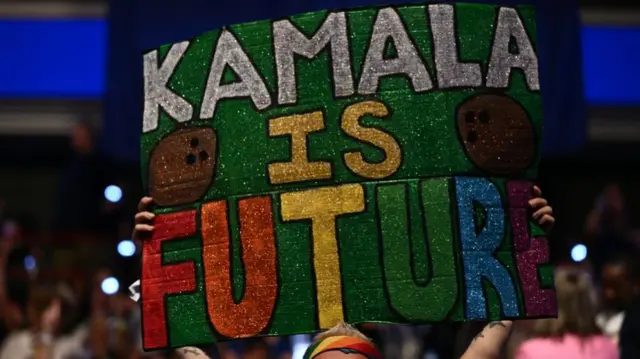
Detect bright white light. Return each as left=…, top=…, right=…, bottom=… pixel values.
left=101, top=277, right=120, bottom=295
left=118, top=239, right=136, bottom=257
left=571, top=244, right=588, bottom=263
left=104, top=185, right=123, bottom=203
left=291, top=334, right=311, bottom=359
left=24, top=255, right=36, bottom=271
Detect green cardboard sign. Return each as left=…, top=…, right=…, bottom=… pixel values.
left=140, top=2, right=556, bottom=350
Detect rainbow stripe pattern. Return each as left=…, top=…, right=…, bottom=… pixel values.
left=303, top=335, right=382, bottom=359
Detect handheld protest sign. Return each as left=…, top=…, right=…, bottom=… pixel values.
left=140, top=2, right=557, bottom=350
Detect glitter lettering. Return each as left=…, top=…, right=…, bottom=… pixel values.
left=507, top=181, right=557, bottom=317
left=268, top=111, right=332, bottom=184
left=341, top=101, right=402, bottom=179
left=279, top=184, right=365, bottom=329
left=358, top=7, right=433, bottom=95
left=141, top=210, right=197, bottom=349
left=143, top=41, right=193, bottom=133
left=486, top=7, right=540, bottom=90
left=273, top=12, right=354, bottom=104
left=455, top=177, right=520, bottom=320
left=200, top=30, right=272, bottom=120
left=377, top=179, right=458, bottom=320
left=201, top=197, right=278, bottom=337
left=428, top=4, right=482, bottom=88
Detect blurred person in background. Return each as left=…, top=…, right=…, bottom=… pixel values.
left=0, top=214, right=46, bottom=342
left=514, top=269, right=618, bottom=359
left=596, top=254, right=640, bottom=344
left=584, top=184, right=638, bottom=280
left=54, top=120, right=111, bottom=234
left=87, top=267, right=142, bottom=359
left=0, top=281, right=86, bottom=359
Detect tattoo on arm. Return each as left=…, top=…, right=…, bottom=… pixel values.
left=472, top=321, right=507, bottom=341
left=182, top=348, right=200, bottom=356
left=472, top=332, right=484, bottom=341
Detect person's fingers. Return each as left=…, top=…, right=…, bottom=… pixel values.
left=533, top=205, right=553, bottom=219
left=533, top=186, right=542, bottom=197
left=138, top=197, right=154, bottom=212
left=528, top=197, right=548, bottom=209
left=134, top=211, right=155, bottom=224
left=538, top=214, right=555, bottom=229
left=134, top=223, right=154, bottom=234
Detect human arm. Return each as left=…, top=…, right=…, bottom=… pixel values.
left=460, top=321, right=513, bottom=359
left=176, top=346, right=215, bottom=359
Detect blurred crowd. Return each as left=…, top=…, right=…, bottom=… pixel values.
left=0, top=122, right=638, bottom=359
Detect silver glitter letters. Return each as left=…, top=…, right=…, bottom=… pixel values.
left=428, top=4, right=482, bottom=88
left=143, top=41, right=193, bottom=133
left=358, top=8, right=433, bottom=95
left=273, top=12, right=354, bottom=104
left=486, top=7, right=539, bottom=90
left=200, top=30, right=272, bottom=119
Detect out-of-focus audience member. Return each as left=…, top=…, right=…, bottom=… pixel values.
left=596, top=254, right=639, bottom=344
left=584, top=184, right=637, bottom=280
left=514, top=269, right=618, bottom=359
left=87, top=267, right=141, bottom=359
left=616, top=252, right=640, bottom=359
left=54, top=121, right=110, bottom=234
left=0, top=282, right=87, bottom=359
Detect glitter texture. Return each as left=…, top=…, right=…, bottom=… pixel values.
left=143, top=41, right=193, bottom=133
left=273, top=12, right=354, bottom=104
left=486, top=7, right=540, bottom=90
left=377, top=179, right=457, bottom=320
left=201, top=197, right=278, bottom=338
left=280, top=184, right=365, bottom=328
left=200, top=30, right=271, bottom=119
left=456, top=94, right=536, bottom=176
left=428, top=4, right=483, bottom=88
left=357, top=7, right=433, bottom=94
left=268, top=111, right=332, bottom=184
left=341, top=101, right=401, bottom=179
left=507, top=181, right=557, bottom=317
left=456, top=177, right=519, bottom=319
left=139, top=2, right=551, bottom=349
left=141, top=210, right=197, bottom=349
left=148, top=127, right=216, bottom=206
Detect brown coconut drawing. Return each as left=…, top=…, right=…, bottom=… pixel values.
left=148, top=127, right=217, bottom=206
left=456, top=94, right=536, bottom=175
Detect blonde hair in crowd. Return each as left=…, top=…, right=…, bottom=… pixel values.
left=531, top=268, right=601, bottom=338
left=312, top=322, right=375, bottom=346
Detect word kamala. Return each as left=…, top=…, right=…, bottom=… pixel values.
left=141, top=178, right=556, bottom=349
left=142, top=4, right=539, bottom=133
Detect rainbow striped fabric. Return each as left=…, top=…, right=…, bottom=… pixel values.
left=303, top=335, right=382, bottom=359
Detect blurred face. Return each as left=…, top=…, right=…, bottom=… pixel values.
left=603, top=185, right=624, bottom=212
left=315, top=352, right=368, bottom=359
left=602, top=264, right=634, bottom=309
left=71, top=124, right=93, bottom=154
